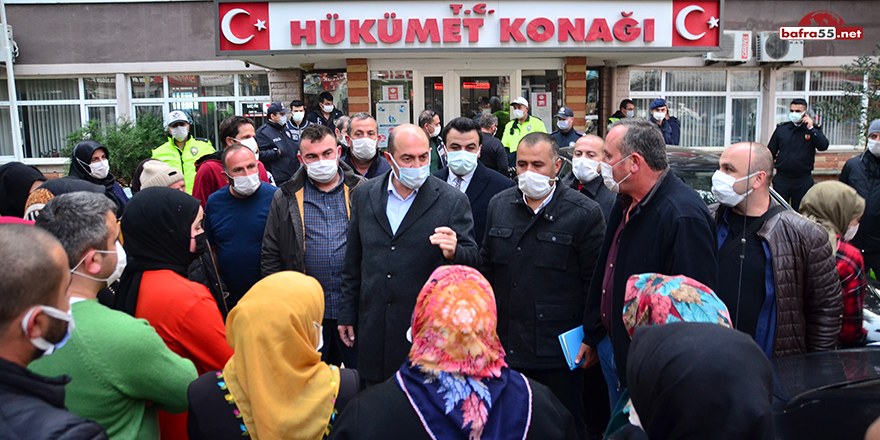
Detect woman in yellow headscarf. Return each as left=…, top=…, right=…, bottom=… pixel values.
left=187, top=271, right=362, bottom=440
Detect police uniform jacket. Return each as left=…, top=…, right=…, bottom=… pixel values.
left=767, top=121, right=829, bottom=176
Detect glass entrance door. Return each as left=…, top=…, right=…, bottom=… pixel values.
left=423, top=76, right=445, bottom=121
left=459, top=76, right=511, bottom=121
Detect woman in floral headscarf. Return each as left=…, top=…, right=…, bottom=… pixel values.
left=606, top=273, right=734, bottom=439
left=329, top=265, right=577, bottom=440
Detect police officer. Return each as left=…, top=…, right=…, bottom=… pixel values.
left=151, top=110, right=214, bottom=195
left=551, top=106, right=584, bottom=149
left=767, top=98, right=829, bottom=211
left=256, top=102, right=300, bottom=185
left=501, top=97, right=547, bottom=170
left=608, top=99, right=635, bottom=126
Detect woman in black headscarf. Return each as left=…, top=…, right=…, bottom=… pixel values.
left=0, top=161, right=46, bottom=218
left=114, top=186, right=231, bottom=439
left=68, top=139, right=129, bottom=216
left=626, top=322, right=775, bottom=440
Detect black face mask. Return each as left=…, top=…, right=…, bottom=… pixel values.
left=194, top=232, right=208, bottom=255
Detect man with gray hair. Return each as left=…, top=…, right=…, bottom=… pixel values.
left=576, top=118, right=718, bottom=410
left=342, top=112, right=391, bottom=179
left=0, top=223, right=108, bottom=439
left=477, top=113, right=509, bottom=175
left=30, top=192, right=196, bottom=439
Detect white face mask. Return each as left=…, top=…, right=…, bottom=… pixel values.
left=600, top=155, right=633, bottom=194
left=70, top=242, right=125, bottom=285
left=291, top=111, right=305, bottom=124
left=625, top=110, right=635, bottom=118
left=22, top=305, right=74, bottom=356
left=845, top=223, right=860, bottom=241
left=789, top=111, right=804, bottom=124
left=572, top=157, right=600, bottom=183
left=236, top=137, right=260, bottom=160
left=868, top=139, right=880, bottom=157
left=512, top=108, right=526, bottom=120
left=652, top=111, right=665, bottom=122
left=711, top=170, right=758, bottom=207
left=82, top=158, right=109, bottom=180
left=447, top=149, right=479, bottom=177
left=351, top=137, right=378, bottom=161
left=169, top=126, right=189, bottom=142
left=306, top=158, right=339, bottom=184
left=430, top=125, right=441, bottom=138
left=557, top=119, right=571, bottom=131
left=518, top=170, right=555, bottom=200
left=322, top=104, right=335, bottom=113
left=389, top=154, right=430, bottom=190
left=231, top=172, right=261, bottom=196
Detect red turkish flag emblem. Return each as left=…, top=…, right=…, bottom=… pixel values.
left=219, top=2, right=270, bottom=51
left=672, top=1, right=720, bottom=47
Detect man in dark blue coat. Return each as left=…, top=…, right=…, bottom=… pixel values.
left=338, top=124, right=481, bottom=385
left=434, top=117, right=514, bottom=246
left=255, top=102, right=300, bottom=185
left=575, top=118, right=717, bottom=410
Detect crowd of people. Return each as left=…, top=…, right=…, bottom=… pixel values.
left=0, top=96, right=878, bottom=440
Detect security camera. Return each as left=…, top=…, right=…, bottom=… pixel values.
left=244, top=61, right=250, bottom=68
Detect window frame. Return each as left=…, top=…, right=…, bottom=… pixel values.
left=629, top=68, right=763, bottom=149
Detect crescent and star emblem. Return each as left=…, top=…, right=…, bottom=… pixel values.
left=676, top=5, right=719, bottom=41
left=221, top=8, right=267, bottom=45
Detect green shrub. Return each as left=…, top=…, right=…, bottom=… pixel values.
left=63, top=114, right=166, bottom=185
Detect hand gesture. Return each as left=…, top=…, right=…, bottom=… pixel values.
left=429, top=226, right=457, bottom=261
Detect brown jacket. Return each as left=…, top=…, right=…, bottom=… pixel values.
left=711, top=201, right=842, bottom=358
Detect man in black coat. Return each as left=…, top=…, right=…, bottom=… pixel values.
left=561, top=134, right=616, bottom=224
left=478, top=113, right=511, bottom=175
left=0, top=224, right=107, bottom=440
left=841, top=118, right=880, bottom=274
left=575, top=118, right=717, bottom=409
left=767, top=98, right=829, bottom=211
left=255, top=101, right=300, bottom=185
left=338, top=124, right=481, bottom=385
left=434, top=117, right=514, bottom=247
left=481, top=132, right=606, bottom=439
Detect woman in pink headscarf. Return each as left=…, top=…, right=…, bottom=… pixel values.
left=329, top=265, right=577, bottom=440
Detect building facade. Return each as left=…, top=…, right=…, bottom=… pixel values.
left=2, top=0, right=876, bottom=177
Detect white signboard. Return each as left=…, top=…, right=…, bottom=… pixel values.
left=218, top=0, right=722, bottom=54
left=531, top=92, right=552, bottom=126
left=376, top=100, right=410, bottom=149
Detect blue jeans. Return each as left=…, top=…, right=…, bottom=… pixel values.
left=597, top=336, right=624, bottom=410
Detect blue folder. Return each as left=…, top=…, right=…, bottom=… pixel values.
left=559, top=325, right=585, bottom=370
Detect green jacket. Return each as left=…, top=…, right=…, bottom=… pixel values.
left=151, top=136, right=215, bottom=194
left=501, top=116, right=547, bottom=153
left=29, top=300, right=197, bottom=440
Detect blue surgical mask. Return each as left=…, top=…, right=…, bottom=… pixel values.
left=789, top=112, right=804, bottom=124
left=21, top=305, right=75, bottom=356
left=389, top=154, right=430, bottom=190
left=447, top=149, right=479, bottom=177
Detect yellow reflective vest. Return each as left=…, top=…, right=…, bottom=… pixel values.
left=151, top=136, right=214, bottom=194
left=501, top=116, right=547, bottom=153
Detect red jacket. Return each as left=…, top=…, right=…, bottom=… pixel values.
left=193, top=157, right=270, bottom=207
left=137, top=269, right=233, bottom=440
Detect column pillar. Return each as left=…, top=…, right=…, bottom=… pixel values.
left=564, top=57, right=587, bottom=132
left=347, top=58, right=370, bottom=114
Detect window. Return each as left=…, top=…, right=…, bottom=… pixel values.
left=0, top=77, right=118, bottom=159
left=303, top=71, right=348, bottom=118
left=130, top=73, right=271, bottom=147
left=629, top=69, right=761, bottom=148
left=775, top=70, right=861, bottom=146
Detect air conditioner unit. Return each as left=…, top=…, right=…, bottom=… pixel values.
left=756, top=31, right=804, bottom=62
left=704, top=30, right=752, bottom=62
